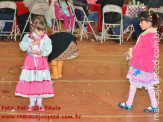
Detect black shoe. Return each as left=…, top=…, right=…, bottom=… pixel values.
left=113, top=39, right=120, bottom=43
left=144, top=106, right=159, bottom=113
left=72, top=31, right=77, bottom=34
left=2, top=36, right=8, bottom=40
left=132, top=32, right=137, bottom=40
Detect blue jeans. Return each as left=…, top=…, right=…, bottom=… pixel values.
left=112, top=15, right=133, bottom=35
left=0, top=13, right=14, bottom=32
left=84, top=11, right=98, bottom=27
left=133, top=17, right=141, bottom=38
left=87, top=11, right=98, bottom=22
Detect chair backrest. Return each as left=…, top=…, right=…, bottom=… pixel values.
left=103, top=4, right=122, bottom=14
left=0, top=1, right=16, bottom=10
left=31, top=2, right=49, bottom=15
left=102, top=4, right=122, bottom=24
left=0, top=1, right=16, bottom=15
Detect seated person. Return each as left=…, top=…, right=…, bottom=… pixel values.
left=17, top=0, right=48, bottom=36
left=133, top=0, right=163, bottom=38
left=54, top=0, right=76, bottom=33
left=73, top=0, right=99, bottom=35
left=0, top=0, right=15, bottom=33
left=97, top=0, right=133, bottom=43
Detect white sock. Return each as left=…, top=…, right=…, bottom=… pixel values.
left=29, top=97, right=35, bottom=107
left=37, top=97, right=43, bottom=107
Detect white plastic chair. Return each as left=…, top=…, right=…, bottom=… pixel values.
left=101, top=4, right=123, bottom=44
left=20, top=2, right=49, bottom=39
left=73, top=6, right=98, bottom=41
left=0, top=1, right=17, bottom=41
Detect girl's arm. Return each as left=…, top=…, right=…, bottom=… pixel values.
left=132, top=35, right=155, bottom=57
left=41, top=36, right=52, bottom=56
left=19, top=34, right=31, bottom=51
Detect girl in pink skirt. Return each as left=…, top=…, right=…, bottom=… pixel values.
left=15, top=16, right=54, bottom=111
left=118, top=10, right=160, bottom=112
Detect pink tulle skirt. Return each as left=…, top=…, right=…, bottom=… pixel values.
left=127, top=66, right=159, bottom=90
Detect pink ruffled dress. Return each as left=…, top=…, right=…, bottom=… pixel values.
left=15, top=33, right=54, bottom=98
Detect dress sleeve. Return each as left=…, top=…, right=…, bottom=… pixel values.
left=132, top=34, right=154, bottom=57
left=42, top=36, right=52, bottom=56
left=19, top=34, right=31, bottom=52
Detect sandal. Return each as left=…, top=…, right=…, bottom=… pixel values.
left=118, top=102, right=133, bottom=110
left=26, top=106, right=35, bottom=111
left=144, top=106, right=159, bottom=112
left=38, top=106, right=45, bottom=112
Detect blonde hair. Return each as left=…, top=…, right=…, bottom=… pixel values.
left=30, top=16, right=47, bottom=33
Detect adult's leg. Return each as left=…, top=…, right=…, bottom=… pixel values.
left=87, top=12, right=98, bottom=23
left=87, top=12, right=99, bottom=35
left=1, top=14, right=14, bottom=32
left=0, top=13, right=14, bottom=32
left=51, top=60, right=59, bottom=80
left=133, top=17, right=141, bottom=38
left=17, top=12, right=30, bottom=33
left=112, top=15, right=133, bottom=35
left=58, top=61, right=63, bottom=79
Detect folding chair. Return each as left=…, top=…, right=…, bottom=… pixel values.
left=73, top=6, right=98, bottom=41
left=68, top=2, right=84, bottom=35
left=20, top=2, right=49, bottom=39
left=101, top=4, right=123, bottom=44
left=0, top=1, right=17, bottom=41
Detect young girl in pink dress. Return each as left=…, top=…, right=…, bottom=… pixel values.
left=118, top=10, right=160, bottom=112
left=15, top=16, right=54, bottom=111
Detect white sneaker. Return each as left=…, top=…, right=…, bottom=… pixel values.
left=96, top=35, right=101, bottom=40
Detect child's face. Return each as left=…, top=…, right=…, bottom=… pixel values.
left=34, top=29, right=45, bottom=37
left=139, top=21, right=152, bottom=30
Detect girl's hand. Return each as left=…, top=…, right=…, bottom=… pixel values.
left=128, top=49, right=133, bottom=57
left=124, top=48, right=133, bottom=57
left=31, top=50, right=42, bottom=56
left=31, top=39, right=40, bottom=45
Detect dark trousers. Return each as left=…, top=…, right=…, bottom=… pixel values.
left=17, top=12, right=38, bottom=33
left=0, top=13, right=14, bottom=31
